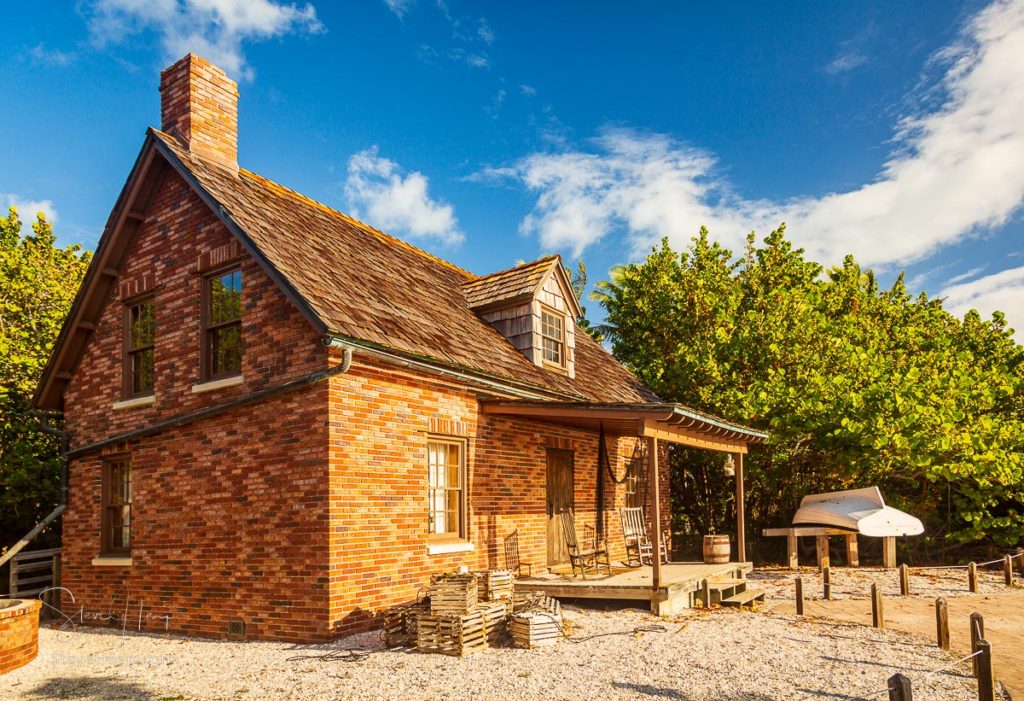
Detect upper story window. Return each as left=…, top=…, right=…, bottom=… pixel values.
left=203, top=268, right=242, bottom=380
left=102, top=458, right=132, bottom=555
left=427, top=438, right=466, bottom=540
left=124, top=297, right=155, bottom=397
left=541, top=308, right=565, bottom=367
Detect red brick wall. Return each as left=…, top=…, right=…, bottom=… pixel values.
left=60, top=168, right=332, bottom=641
left=324, top=349, right=647, bottom=637
left=0, top=600, right=41, bottom=674
left=58, top=166, right=670, bottom=643
left=64, top=168, right=325, bottom=449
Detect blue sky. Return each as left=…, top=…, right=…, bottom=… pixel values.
left=2, top=0, right=1022, bottom=333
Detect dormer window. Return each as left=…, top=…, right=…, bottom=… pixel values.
left=463, top=256, right=580, bottom=379
left=541, top=307, right=565, bottom=367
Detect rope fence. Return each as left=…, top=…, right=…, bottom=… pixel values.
left=907, top=550, right=1022, bottom=571
left=792, top=569, right=1007, bottom=701
left=794, top=648, right=986, bottom=701
left=790, top=589, right=999, bottom=701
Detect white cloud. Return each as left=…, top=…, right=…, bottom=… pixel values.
left=519, top=84, right=537, bottom=97
left=344, top=147, right=463, bottom=245
left=86, top=0, right=324, bottom=80
left=3, top=195, right=58, bottom=226
left=491, top=0, right=1024, bottom=267
left=941, top=266, right=1024, bottom=337
left=484, top=89, right=507, bottom=119
left=944, top=265, right=987, bottom=286
left=382, top=0, right=413, bottom=20
left=825, top=51, right=868, bottom=75
left=446, top=47, right=488, bottom=69
left=477, top=19, right=494, bottom=45
left=29, top=43, right=77, bottom=67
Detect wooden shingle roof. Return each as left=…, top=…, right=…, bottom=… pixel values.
left=462, top=256, right=558, bottom=309
left=150, top=130, right=656, bottom=403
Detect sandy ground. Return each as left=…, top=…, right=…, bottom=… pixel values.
left=768, top=592, right=1024, bottom=699
left=750, top=566, right=1024, bottom=698
left=0, top=604, right=1004, bottom=700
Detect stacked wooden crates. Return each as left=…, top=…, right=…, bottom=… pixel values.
left=390, top=570, right=564, bottom=655
left=473, top=570, right=514, bottom=604
left=509, top=594, right=563, bottom=649
left=414, top=572, right=509, bottom=656
left=383, top=600, right=429, bottom=648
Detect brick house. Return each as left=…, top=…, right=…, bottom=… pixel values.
left=33, top=54, right=766, bottom=642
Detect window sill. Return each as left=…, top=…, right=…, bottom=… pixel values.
left=112, top=395, right=155, bottom=411
left=427, top=539, right=475, bottom=555
left=191, top=375, right=243, bottom=394
left=92, top=556, right=132, bottom=567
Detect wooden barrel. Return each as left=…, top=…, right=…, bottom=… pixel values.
left=702, top=535, right=731, bottom=564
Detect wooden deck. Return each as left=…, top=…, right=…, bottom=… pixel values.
left=515, top=561, right=754, bottom=615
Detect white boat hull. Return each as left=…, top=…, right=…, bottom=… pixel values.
left=792, top=486, right=924, bottom=537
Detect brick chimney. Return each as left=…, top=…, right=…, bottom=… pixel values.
left=159, top=54, right=238, bottom=171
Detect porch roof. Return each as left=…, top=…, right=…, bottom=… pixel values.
left=479, top=400, right=768, bottom=453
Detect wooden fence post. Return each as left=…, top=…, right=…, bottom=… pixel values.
left=976, top=639, right=995, bottom=701
left=795, top=577, right=804, bottom=616
left=845, top=533, right=859, bottom=567
left=899, top=563, right=910, bottom=597
left=823, top=566, right=831, bottom=601
left=888, top=673, right=913, bottom=701
left=816, top=535, right=830, bottom=570
left=871, top=583, right=884, bottom=629
left=882, top=537, right=897, bottom=569
left=968, top=562, right=978, bottom=593
left=935, top=598, right=949, bottom=650
left=970, top=612, right=985, bottom=678
left=702, top=578, right=711, bottom=609
left=1017, top=549, right=1024, bottom=579
left=1003, top=555, right=1013, bottom=587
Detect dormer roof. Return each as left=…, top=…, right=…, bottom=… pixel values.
left=462, top=256, right=582, bottom=319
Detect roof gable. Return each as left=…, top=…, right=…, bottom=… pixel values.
left=35, top=129, right=658, bottom=408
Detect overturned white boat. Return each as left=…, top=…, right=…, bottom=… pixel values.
left=792, top=487, right=924, bottom=537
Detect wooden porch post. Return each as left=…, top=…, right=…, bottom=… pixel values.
left=735, top=451, right=746, bottom=563
left=649, top=435, right=662, bottom=592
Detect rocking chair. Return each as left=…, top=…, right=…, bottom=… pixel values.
left=503, top=528, right=533, bottom=577
left=559, top=510, right=612, bottom=578
left=620, top=507, right=671, bottom=567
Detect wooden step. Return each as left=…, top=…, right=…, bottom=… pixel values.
left=706, top=578, right=745, bottom=590
left=720, top=588, right=765, bottom=608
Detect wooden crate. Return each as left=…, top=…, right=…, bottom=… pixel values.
left=383, top=601, right=428, bottom=648
left=511, top=593, right=561, bottom=617
left=473, top=570, right=514, bottom=601
left=510, top=611, right=563, bottom=649
left=428, top=573, right=478, bottom=615
left=415, top=601, right=507, bottom=656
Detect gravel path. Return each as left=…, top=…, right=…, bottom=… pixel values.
left=1, top=605, right=1002, bottom=700
left=750, top=565, right=1013, bottom=602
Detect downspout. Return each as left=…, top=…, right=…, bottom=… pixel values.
left=3, top=345, right=356, bottom=570
left=68, top=344, right=353, bottom=460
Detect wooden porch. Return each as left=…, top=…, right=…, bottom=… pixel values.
left=514, top=561, right=756, bottom=616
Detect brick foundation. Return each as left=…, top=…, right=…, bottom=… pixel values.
left=0, top=600, right=42, bottom=675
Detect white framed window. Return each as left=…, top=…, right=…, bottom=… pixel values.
left=427, top=438, right=466, bottom=539
left=541, top=307, right=565, bottom=367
